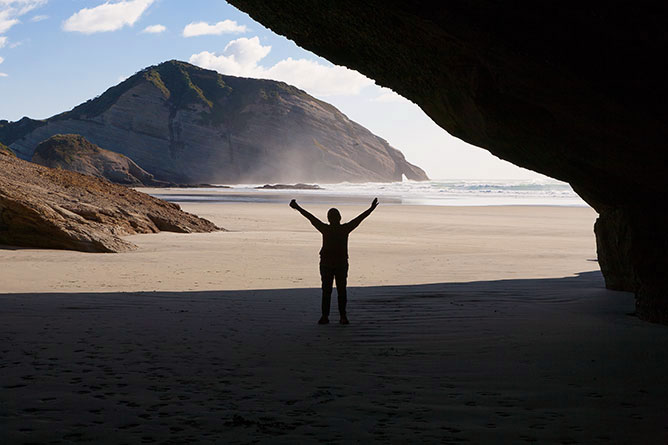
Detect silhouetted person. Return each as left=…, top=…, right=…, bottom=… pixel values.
left=290, top=198, right=379, bottom=325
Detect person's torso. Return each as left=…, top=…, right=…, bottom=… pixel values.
left=319, top=224, right=350, bottom=263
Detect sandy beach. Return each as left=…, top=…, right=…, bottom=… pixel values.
left=0, top=201, right=597, bottom=293
left=3, top=201, right=668, bottom=443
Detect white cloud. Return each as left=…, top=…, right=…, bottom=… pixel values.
left=0, top=18, right=18, bottom=33
left=189, top=36, right=373, bottom=96
left=63, top=0, right=155, bottom=34
left=372, top=88, right=410, bottom=104
left=30, top=13, right=46, bottom=22
left=0, top=55, right=4, bottom=63
left=188, top=37, right=270, bottom=77
left=141, top=24, right=164, bottom=34
left=0, top=35, right=6, bottom=47
left=182, top=19, right=246, bottom=37
left=266, top=58, right=373, bottom=96
left=0, top=0, right=45, bottom=13
left=0, top=0, right=46, bottom=33
left=0, top=72, right=7, bottom=77
left=223, top=36, right=270, bottom=68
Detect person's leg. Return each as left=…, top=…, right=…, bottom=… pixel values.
left=335, top=263, right=349, bottom=323
left=319, top=263, right=334, bottom=323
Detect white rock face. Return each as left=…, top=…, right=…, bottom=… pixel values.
left=5, top=61, right=428, bottom=184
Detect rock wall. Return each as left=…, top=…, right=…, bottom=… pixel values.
left=595, top=207, right=668, bottom=322
left=227, top=1, right=668, bottom=321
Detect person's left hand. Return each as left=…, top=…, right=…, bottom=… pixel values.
left=289, top=199, right=299, bottom=209
left=371, top=197, right=379, bottom=209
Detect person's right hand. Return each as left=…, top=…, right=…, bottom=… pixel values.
left=289, top=199, right=298, bottom=209
left=371, top=197, right=379, bottom=209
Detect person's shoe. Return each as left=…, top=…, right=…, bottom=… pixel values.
left=318, top=316, right=329, bottom=325
left=339, top=316, right=349, bottom=325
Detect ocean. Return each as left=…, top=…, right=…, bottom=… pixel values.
left=150, top=179, right=588, bottom=207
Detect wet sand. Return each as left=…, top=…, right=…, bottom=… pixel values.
left=2, top=203, right=667, bottom=443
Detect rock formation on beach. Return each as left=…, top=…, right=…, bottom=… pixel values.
left=31, top=134, right=159, bottom=186
left=255, top=183, right=322, bottom=190
left=0, top=61, right=427, bottom=185
left=227, top=1, right=668, bottom=322
left=0, top=150, right=219, bottom=253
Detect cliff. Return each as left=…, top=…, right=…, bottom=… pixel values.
left=0, top=61, right=427, bottom=184
left=227, top=1, right=668, bottom=322
left=0, top=151, right=219, bottom=253
left=32, top=134, right=158, bottom=186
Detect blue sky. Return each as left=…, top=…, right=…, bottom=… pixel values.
left=0, top=0, right=546, bottom=180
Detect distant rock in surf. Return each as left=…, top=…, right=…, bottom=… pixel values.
left=150, top=183, right=232, bottom=189
left=255, top=183, right=323, bottom=190
left=1, top=60, right=428, bottom=184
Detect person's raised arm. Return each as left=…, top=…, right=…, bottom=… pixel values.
left=290, top=199, right=326, bottom=232
left=346, top=198, right=379, bottom=232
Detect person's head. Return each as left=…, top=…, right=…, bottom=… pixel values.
left=327, top=208, right=341, bottom=225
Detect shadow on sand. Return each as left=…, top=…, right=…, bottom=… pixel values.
left=2, top=271, right=668, bottom=443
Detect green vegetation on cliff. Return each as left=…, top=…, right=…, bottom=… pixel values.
left=45, top=60, right=337, bottom=126
left=0, top=60, right=342, bottom=144
left=0, top=141, right=16, bottom=156
left=51, top=61, right=230, bottom=121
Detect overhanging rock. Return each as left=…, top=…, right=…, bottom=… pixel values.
left=228, top=1, right=668, bottom=322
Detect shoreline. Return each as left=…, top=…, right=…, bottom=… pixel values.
left=135, top=179, right=588, bottom=208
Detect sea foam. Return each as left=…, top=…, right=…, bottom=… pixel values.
left=153, top=179, right=588, bottom=207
